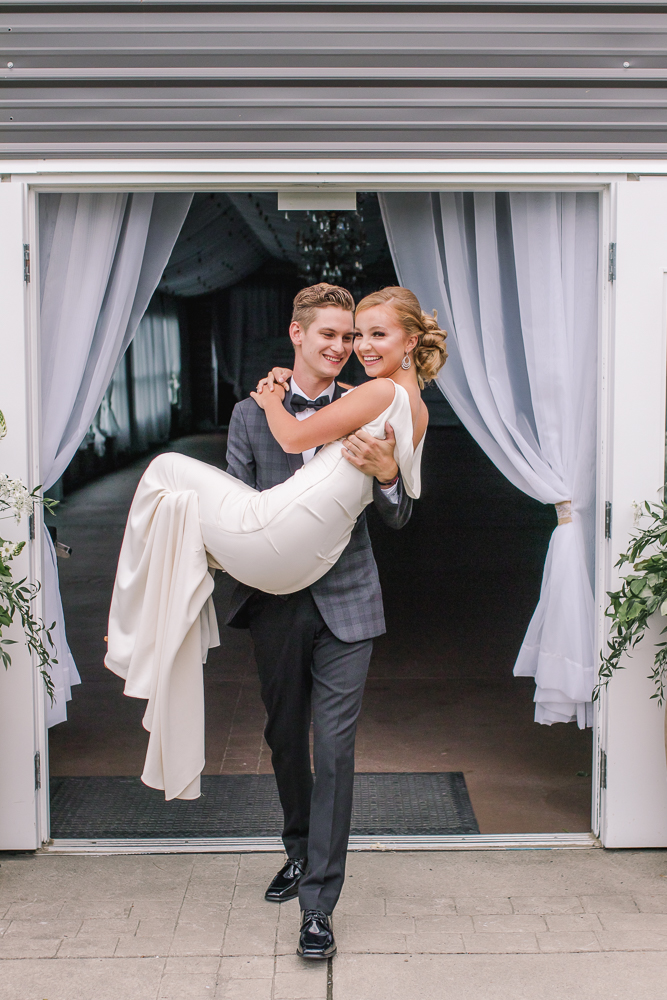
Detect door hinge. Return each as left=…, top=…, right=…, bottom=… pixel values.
left=599, top=750, right=607, bottom=790
left=604, top=501, right=612, bottom=540
left=23, top=243, right=30, bottom=283
left=608, top=242, right=616, bottom=283
left=28, top=512, right=35, bottom=541
left=34, top=750, right=41, bottom=790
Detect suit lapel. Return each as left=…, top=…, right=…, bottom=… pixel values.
left=284, top=388, right=304, bottom=474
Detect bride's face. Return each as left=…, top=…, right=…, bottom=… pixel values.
left=354, top=304, right=416, bottom=378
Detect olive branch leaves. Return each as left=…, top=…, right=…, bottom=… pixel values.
left=0, top=409, right=58, bottom=702
left=596, top=500, right=667, bottom=706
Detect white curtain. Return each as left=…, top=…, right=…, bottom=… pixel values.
left=212, top=284, right=298, bottom=401
left=379, top=192, right=598, bottom=727
left=101, top=357, right=131, bottom=453
left=131, top=304, right=181, bottom=452
left=98, top=300, right=181, bottom=456
left=39, top=192, right=192, bottom=724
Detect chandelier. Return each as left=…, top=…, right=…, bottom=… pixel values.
left=295, top=207, right=367, bottom=290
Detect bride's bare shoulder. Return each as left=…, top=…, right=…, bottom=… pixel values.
left=346, top=378, right=395, bottom=403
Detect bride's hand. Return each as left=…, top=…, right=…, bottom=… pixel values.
left=255, top=367, right=293, bottom=395
left=251, top=381, right=285, bottom=409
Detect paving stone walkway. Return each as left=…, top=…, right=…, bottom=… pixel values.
left=1, top=848, right=667, bottom=999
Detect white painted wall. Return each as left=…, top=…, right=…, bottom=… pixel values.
left=601, top=179, right=667, bottom=847
left=0, top=182, right=42, bottom=849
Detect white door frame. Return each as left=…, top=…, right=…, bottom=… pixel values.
left=1, top=157, right=665, bottom=850
left=0, top=180, right=48, bottom=850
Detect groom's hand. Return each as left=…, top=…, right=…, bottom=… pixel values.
left=342, top=423, right=399, bottom=484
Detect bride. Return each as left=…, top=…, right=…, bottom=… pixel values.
left=105, top=287, right=448, bottom=800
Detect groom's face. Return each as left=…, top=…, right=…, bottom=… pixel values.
left=289, top=306, right=356, bottom=381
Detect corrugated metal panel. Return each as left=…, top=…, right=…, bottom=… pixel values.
left=3, top=3, right=667, bottom=157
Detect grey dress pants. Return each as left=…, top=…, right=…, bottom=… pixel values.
left=246, top=589, right=372, bottom=915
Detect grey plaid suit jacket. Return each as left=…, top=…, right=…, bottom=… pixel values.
left=224, top=382, right=413, bottom=643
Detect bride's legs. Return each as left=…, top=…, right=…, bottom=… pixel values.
left=144, top=452, right=253, bottom=521
left=142, top=452, right=352, bottom=595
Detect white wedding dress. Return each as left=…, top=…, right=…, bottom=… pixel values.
left=105, top=381, right=423, bottom=800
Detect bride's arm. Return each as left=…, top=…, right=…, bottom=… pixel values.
left=255, top=367, right=292, bottom=393
left=250, top=379, right=396, bottom=454
left=255, top=367, right=354, bottom=393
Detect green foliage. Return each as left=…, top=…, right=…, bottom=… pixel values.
left=1, top=406, right=59, bottom=699
left=0, top=472, right=59, bottom=701
left=596, top=501, right=667, bottom=705
left=0, top=544, right=56, bottom=703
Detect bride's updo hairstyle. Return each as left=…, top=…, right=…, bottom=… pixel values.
left=355, top=286, right=448, bottom=388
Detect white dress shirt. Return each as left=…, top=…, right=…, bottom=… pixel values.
left=290, top=376, right=335, bottom=465
left=289, top=377, right=399, bottom=503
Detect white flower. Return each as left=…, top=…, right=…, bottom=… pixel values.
left=0, top=474, right=35, bottom=523
left=0, top=538, right=23, bottom=562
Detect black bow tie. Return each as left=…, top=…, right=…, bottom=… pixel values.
left=290, top=393, right=332, bottom=414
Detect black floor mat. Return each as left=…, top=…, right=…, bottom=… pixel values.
left=50, top=773, right=479, bottom=838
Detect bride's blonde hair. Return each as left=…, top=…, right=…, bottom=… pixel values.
left=355, top=287, right=448, bottom=388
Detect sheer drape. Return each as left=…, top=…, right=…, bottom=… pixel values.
left=94, top=299, right=181, bottom=458
left=39, top=192, right=192, bottom=724
left=131, top=303, right=181, bottom=452
left=212, top=284, right=297, bottom=401
left=379, top=192, right=598, bottom=727
left=101, top=357, right=131, bottom=453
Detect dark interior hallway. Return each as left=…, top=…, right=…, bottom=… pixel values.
left=47, top=428, right=593, bottom=835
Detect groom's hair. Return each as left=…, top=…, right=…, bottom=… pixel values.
left=292, top=283, right=355, bottom=332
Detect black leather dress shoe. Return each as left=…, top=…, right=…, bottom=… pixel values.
left=265, top=857, right=307, bottom=902
left=297, top=909, right=337, bottom=959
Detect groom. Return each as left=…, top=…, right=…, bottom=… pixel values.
left=224, top=283, right=412, bottom=958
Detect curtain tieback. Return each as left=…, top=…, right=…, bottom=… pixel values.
left=555, top=500, right=572, bottom=525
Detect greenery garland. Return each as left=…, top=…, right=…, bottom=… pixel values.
left=0, top=409, right=58, bottom=702
left=596, top=500, right=667, bottom=706
left=0, top=543, right=57, bottom=703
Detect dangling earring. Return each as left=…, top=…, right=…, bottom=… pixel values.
left=401, top=354, right=411, bottom=370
